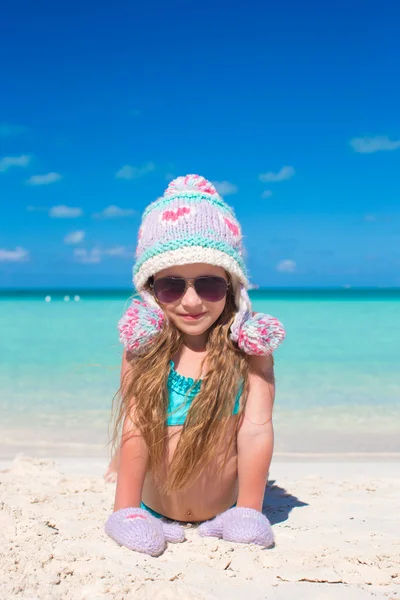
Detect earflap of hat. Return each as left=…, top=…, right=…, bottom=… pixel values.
left=139, top=287, right=160, bottom=310
left=230, top=283, right=252, bottom=342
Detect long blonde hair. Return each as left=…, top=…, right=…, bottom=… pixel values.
left=108, top=280, right=250, bottom=493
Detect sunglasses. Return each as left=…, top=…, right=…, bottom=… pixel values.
left=150, top=276, right=229, bottom=304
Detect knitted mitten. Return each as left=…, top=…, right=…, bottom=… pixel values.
left=105, top=507, right=185, bottom=556
left=198, top=507, right=274, bottom=548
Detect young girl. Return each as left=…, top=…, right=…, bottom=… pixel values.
left=105, top=175, right=285, bottom=557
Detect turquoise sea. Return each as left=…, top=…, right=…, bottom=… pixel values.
left=1, top=289, right=399, bottom=457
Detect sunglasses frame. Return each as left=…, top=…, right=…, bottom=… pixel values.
left=149, top=275, right=230, bottom=303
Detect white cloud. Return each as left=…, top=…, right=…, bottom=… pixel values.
left=261, top=190, right=273, bottom=199
left=64, top=230, right=85, bottom=244
left=74, top=248, right=102, bottom=264
left=212, top=180, right=238, bottom=196
left=103, top=246, right=132, bottom=258
left=259, top=166, right=295, bottom=183
left=116, top=162, right=155, bottom=180
left=49, top=205, right=83, bottom=218
left=26, top=172, right=62, bottom=185
left=26, top=205, right=48, bottom=212
left=0, top=154, right=31, bottom=172
left=0, top=246, right=29, bottom=262
left=277, top=259, right=296, bottom=273
left=350, top=135, right=400, bottom=153
left=74, top=245, right=131, bottom=263
left=93, top=205, right=136, bottom=219
left=0, top=123, right=27, bottom=136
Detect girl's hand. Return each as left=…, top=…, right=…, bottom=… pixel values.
left=105, top=507, right=185, bottom=556
left=198, top=507, right=274, bottom=548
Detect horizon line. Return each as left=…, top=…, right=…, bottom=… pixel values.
left=1, top=286, right=399, bottom=294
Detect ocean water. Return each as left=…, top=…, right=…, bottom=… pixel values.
left=1, top=289, right=399, bottom=455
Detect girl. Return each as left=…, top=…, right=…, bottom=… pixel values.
left=105, top=175, right=285, bottom=557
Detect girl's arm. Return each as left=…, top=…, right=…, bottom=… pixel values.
left=236, top=354, right=275, bottom=511
left=113, top=350, right=149, bottom=512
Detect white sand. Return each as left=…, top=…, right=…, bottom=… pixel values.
left=0, top=454, right=398, bottom=600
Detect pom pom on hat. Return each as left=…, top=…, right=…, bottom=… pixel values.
left=234, top=313, right=286, bottom=356
left=229, top=284, right=285, bottom=355
left=118, top=299, right=165, bottom=356
left=164, top=174, right=219, bottom=197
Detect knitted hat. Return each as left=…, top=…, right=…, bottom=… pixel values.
left=133, top=174, right=251, bottom=327
left=119, top=174, right=285, bottom=356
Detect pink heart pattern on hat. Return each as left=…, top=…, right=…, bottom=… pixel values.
left=224, top=217, right=240, bottom=237
left=161, top=205, right=192, bottom=224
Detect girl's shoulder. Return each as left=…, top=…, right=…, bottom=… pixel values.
left=247, top=353, right=274, bottom=376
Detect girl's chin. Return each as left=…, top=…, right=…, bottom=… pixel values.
left=179, top=322, right=209, bottom=334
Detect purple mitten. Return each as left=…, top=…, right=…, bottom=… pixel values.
left=222, top=507, right=274, bottom=547
left=198, top=507, right=274, bottom=548
left=161, top=519, right=186, bottom=543
left=105, top=507, right=185, bottom=556
left=197, top=513, right=224, bottom=538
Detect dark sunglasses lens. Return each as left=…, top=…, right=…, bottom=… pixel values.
left=195, top=277, right=228, bottom=302
left=153, top=278, right=185, bottom=303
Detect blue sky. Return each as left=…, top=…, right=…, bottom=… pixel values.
left=1, top=0, right=399, bottom=289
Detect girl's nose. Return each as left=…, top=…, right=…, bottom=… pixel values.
left=180, top=284, right=202, bottom=308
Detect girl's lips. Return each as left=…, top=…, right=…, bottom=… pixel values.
left=178, top=313, right=205, bottom=321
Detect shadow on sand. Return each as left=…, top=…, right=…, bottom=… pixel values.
left=262, top=479, right=308, bottom=525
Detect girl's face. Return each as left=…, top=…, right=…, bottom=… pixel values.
left=152, top=263, right=229, bottom=338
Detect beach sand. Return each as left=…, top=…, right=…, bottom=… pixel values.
left=0, top=454, right=398, bottom=600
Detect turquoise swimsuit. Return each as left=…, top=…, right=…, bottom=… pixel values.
left=141, top=360, right=242, bottom=519
left=166, top=360, right=241, bottom=425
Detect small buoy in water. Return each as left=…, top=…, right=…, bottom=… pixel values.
left=74, top=295, right=80, bottom=301
left=45, top=295, right=51, bottom=302
left=64, top=295, right=70, bottom=302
